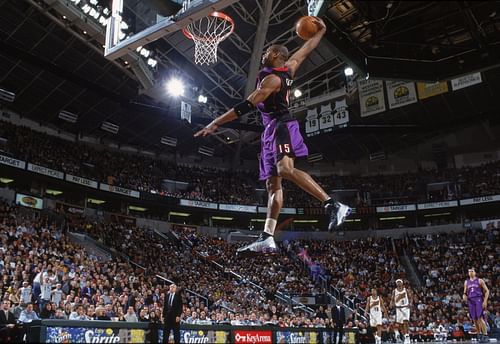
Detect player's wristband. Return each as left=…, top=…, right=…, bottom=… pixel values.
left=234, top=100, right=254, bottom=117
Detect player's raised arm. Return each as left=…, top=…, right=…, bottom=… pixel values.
left=194, top=74, right=281, bottom=137
left=286, top=17, right=326, bottom=77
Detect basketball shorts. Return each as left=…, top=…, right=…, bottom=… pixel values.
left=396, top=306, right=410, bottom=323
left=468, top=298, right=483, bottom=320
left=259, top=119, right=308, bottom=181
left=370, top=312, right=383, bottom=327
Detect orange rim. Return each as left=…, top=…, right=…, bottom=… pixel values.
left=182, top=11, right=235, bottom=42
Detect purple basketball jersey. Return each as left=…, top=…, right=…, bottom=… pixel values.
left=466, top=278, right=483, bottom=299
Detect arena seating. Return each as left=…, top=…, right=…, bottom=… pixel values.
left=1, top=120, right=500, bottom=207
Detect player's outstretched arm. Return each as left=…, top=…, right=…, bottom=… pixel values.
left=286, top=17, right=326, bottom=77
left=194, top=74, right=281, bottom=137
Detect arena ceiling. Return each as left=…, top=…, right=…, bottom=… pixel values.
left=0, top=0, right=499, bottom=164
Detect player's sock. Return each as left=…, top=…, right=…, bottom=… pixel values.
left=322, top=197, right=337, bottom=207
left=263, top=218, right=277, bottom=236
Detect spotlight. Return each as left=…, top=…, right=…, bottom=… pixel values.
left=89, top=8, right=97, bottom=18
left=118, top=31, right=126, bottom=40
left=120, top=21, right=129, bottom=30
left=147, top=58, right=158, bottom=68
left=103, top=7, right=110, bottom=16
left=344, top=67, right=353, bottom=76
left=89, top=0, right=98, bottom=5
left=140, top=48, right=150, bottom=58
left=293, top=89, right=302, bottom=98
left=197, top=95, right=208, bottom=103
left=166, top=78, right=184, bottom=97
left=82, top=4, right=91, bottom=13
left=83, top=30, right=88, bottom=35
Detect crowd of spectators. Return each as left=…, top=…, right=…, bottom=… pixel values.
left=0, top=196, right=499, bottom=342
left=2, top=120, right=500, bottom=207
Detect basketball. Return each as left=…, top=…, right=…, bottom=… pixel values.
left=295, top=16, right=319, bottom=40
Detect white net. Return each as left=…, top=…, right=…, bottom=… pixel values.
left=183, top=12, right=234, bottom=66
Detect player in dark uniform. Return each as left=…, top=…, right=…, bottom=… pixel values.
left=195, top=17, right=351, bottom=254
left=463, top=268, right=490, bottom=343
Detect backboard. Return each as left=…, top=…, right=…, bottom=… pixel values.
left=104, top=0, right=239, bottom=60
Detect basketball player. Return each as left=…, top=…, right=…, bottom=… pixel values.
left=463, top=268, right=490, bottom=343
left=365, top=288, right=388, bottom=344
left=194, top=17, right=351, bottom=254
left=390, top=279, right=412, bottom=344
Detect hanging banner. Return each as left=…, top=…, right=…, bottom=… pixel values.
left=219, top=204, right=256, bottom=213
left=0, top=154, right=26, bottom=169
left=451, top=72, right=482, bottom=91
left=376, top=204, right=416, bottom=213
left=358, top=79, right=386, bottom=117
left=318, top=103, right=334, bottom=133
left=460, top=194, right=500, bottom=206
left=99, top=183, right=140, bottom=198
left=65, top=174, right=98, bottom=189
left=386, top=81, right=418, bottom=109
left=416, top=81, right=448, bottom=100
left=27, top=163, right=64, bottom=180
left=417, top=201, right=458, bottom=210
left=16, top=193, right=43, bottom=210
left=179, top=199, right=218, bottom=209
left=333, top=99, right=349, bottom=126
left=305, top=108, right=320, bottom=137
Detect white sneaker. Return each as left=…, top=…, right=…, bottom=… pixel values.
left=326, top=201, right=352, bottom=231
left=236, top=233, right=277, bottom=255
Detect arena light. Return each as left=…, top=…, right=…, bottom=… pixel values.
left=344, top=67, right=354, bottom=76
left=139, top=48, right=150, bottom=58
left=87, top=198, right=105, bottom=205
left=46, top=189, right=63, bottom=196
left=293, top=220, right=319, bottom=223
left=250, top=219, right=266, bottom=222
left=212, top=216, right=233, bottom=221
left=424, top=212, right=451, bottom=217
left=147, top=58, right=158, bottom=68
left=0, top=178, right=14, bottom=184
left=169, top=211, right=190, bottom=217
left=293, top=89, right=302, bottom=98
left=344, top=219, right=361, bottom=222
left=197, top=95, right=208, bottom=103
left=129, top=206, right=147, bottom=212
left=166, top=78, right=184, bottom=96
left=89, top=0, right=98, bottom=5
left=120, top=21, right=129, bottom=30
left=379, top=216, right=406, bottom=221
left=82, top=4, right=91, bottom=13
left=0, top=88, right=15, bottom=103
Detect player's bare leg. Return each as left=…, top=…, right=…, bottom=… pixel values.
left=236, top=177, right=282, bottom=254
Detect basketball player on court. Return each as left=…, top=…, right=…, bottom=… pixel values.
left=365, top=288, right=388, bottom=344
left=390, top=279, right=412, bottom=344
left=194, top=17, right=351, bottom=253
left=463, top=268, right=490, bottom=343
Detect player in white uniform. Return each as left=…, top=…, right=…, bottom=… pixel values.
left=390, top=279, right=413, bottom=344
left=365, top=288, right=388, bottom=344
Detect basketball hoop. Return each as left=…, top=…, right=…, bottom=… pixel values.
left=182, top=12, right=234, bottom=66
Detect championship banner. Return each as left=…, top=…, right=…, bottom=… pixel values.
left=333, top=99, right=349, bottom=126
left=257, top=207, right=296, bottom=214
left=276, top=331, right=319, bottom=344
left=45, top=327, right=145, bottom=343
left=27, top=163, right=64, bottom=180
left=358, top=79, right=386, bottom=117
left=234, top=330, right=272, bottom=344
left=318, top=103, right=334, bottom=133
left=451, top=72, right=482, bottom=91
left=305, top=108, right=320, bottom=137
left=292, top=296, right=316, bottom=305
left=158, top=329, right=229, bottom=343
left=417, top=200, right=458, bottom=210
left=100, top=183, right=140, bottom=198
left=0, top=154, right=26, bottom=169
left=460, top=194, right=500, bottom=206
left=376, top=204, right=416, bottom=213
left=219, top=204, right=257, bottom=213
left=16, top=193, right=43, bottom=210
left=65, top=174, right=98, bottom=189
left=386, top=81, right=417, bottom=109
left=179, top=199, right=218, bottom=209
left=416, top=81, right=448, bottom=100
